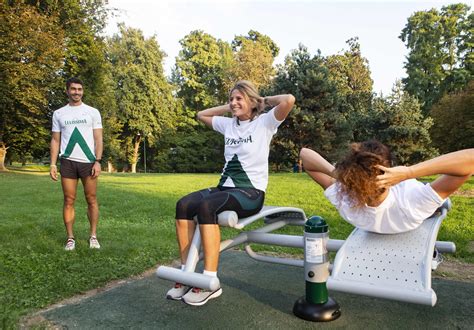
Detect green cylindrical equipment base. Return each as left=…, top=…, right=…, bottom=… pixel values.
left=306, top=281, right=328, bottom=304
left=293, top=296, right=341, bottom=322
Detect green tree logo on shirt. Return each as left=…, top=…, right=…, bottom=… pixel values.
left=62, top=127, right=95, bottom=162
left=218, top=154, right=254, bottom=188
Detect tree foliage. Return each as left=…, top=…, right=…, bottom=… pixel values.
left=270, top=44, right=350, bottom=166
left=400, top=3, right=473, bottom=112
left=168, top=30, right=232, bottom=172
left=3, top=3, right=469, bottom=172
left=326, top=37, right=373, bottom=96
left=24, top=0, right=112, bottom=108
left=325, top=37, right=374, bottom=143
left=108, top=24, right=176, bottom=172
left=173, top=30, right=233, bottom=111
left=0, top=2, right=64, bottom=168
left=430, top=81, right=474, bottom=153
left=365, top=82, right=437, bottom=164
left=270, top=40, right=375, bottom=168
left=231, top=30, right=279, bottom=90
left=153, top=130, right=223, bottom=173
left=0, top=0, right=114, bottom=169
left=41, top=0, right=118, bottom=168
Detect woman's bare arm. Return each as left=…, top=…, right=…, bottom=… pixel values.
left=264, top=94, right=295, bottom=121
left=300, top=148, right=336, bottom=190
left=196, top=104, right=231, bottom=128
left=376, top=149, right=474, bottom=189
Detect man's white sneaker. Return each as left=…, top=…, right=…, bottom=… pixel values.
left=166, top=283, right=191, bottom=300
left=89, top=236, right=101, bottom=249
left=182, top=287, right=222, bottom=306
left=64, top=238, right=75, bottom=251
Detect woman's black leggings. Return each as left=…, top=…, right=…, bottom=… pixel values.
left=175, top=186, right=265, bottom=225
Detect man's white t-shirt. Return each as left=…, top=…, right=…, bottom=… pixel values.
left=212, top=108, right=283, bottom=192
left=324, top=179, right=446, bottom=234
left=52, top=103, right=102, bottom=163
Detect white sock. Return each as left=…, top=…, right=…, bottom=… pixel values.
left=181, top=264, right=185, bottom=270
left=203, top=270, right=217, bottom=277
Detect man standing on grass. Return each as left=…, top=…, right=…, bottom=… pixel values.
left=50, top=77, right=103, bottom=251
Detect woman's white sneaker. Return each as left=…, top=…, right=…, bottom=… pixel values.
left=166, top=283, right=191, bottom=300
left=182, top=287, right=222, bottom=306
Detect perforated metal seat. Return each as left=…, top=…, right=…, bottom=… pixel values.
left=327, top=200, right=452, bottom=306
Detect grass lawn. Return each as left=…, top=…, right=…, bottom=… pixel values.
left=0, top=170, right=472, bottom=327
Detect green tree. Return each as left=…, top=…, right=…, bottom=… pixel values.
left=232, top=30, right=280, bottom=58
left=153, top=130, right=223, bottom=173
left=28, top=0, right=118, bottom=170
left=108, top=24, right=176, bottom=172
left=0, top=2, right=64, bottom=170
left=22, top=0, right=112, bottom=107
left=270, top=40, right=375, bottom=168
left=326, top=37, right=373, bottom=96
left=366, top=82, right=437, bottom=164
left=170, top=30, right=234, bottom=172
left=231, top=30, right=279, bottom=90
left=430, top=81, right=474, bottom=153
left=400, top=4, right=473, bottom=112
left=325, top=37, right=374, bottom=142
left=461, top=11, right=474, bottom=73
left=270, top=44, right=350, bottom=167
left=173, top=30, right=233, bottom=111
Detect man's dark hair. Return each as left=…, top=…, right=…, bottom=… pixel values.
left=66, top=77, right=84, bottom=89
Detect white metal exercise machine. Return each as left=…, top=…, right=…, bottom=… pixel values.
left=157, top=200, right=455, bottom=319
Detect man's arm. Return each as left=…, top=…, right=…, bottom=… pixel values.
left=91, top=128, right=103, bottom=178
left=50, top=132, right=61, bottom=181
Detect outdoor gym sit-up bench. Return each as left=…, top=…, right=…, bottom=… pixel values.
left=157, top=200, right=455, bottom=308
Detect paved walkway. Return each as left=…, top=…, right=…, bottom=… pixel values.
left=40, top=251, right=473, bottom=329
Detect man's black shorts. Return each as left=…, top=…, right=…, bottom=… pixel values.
left=60, top=158, right=94, bottom=179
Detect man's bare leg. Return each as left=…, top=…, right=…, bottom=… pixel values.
left=82, top=176, right=99, bottom=237
left=61, top=177, right=78, bottom=238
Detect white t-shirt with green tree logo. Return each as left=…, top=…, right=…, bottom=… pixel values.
left=52, top=103, right=102, bottom=163
left=212, top=108, right=283, bottom=192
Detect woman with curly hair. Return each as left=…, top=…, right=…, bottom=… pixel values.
left=300, top=140, right=473, bottom=234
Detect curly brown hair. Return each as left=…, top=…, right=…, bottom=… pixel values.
left=334, top=140, right=392, bottom=207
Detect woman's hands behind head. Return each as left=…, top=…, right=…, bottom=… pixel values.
left=375, top=165, right=412, bottom=189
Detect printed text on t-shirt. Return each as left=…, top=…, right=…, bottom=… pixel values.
left=65, top=119, right=87, bottom=125
left=225, top=135, right=253, bottom=146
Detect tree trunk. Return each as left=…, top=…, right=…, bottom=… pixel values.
left=0, top=142, right=9, bottom=172
left=107, top=161, right=116, bottom=173
left=131, top=136, right=141, bottom=173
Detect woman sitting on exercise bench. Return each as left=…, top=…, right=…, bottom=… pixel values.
left=300, top=140, right=473, bottom=234
left=167, top=80, right=295, bottom=306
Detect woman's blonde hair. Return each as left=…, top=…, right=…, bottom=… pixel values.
left=335, top=140, right=393, bottom=207
left=230, top=80, right=265, bottom=120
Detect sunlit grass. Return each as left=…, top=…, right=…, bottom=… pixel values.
left=0, top=171, right=472, bottom=326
